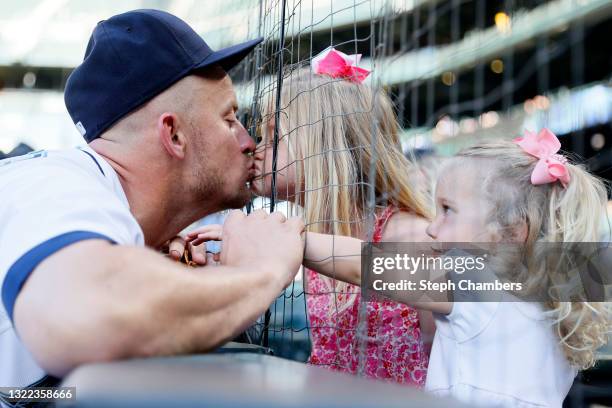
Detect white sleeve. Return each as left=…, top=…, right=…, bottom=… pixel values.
left=0, top=160, right=141, bottom=321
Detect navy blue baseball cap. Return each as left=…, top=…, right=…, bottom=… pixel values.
left=64, top=9, right=262, bottom=143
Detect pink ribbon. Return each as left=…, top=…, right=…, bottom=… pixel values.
left=514, top=128, right=570, bottom=188
left=311, top=47, right=371, bottom=83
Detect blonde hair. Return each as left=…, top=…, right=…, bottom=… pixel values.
left=452, top=140, right=610, bottom=369
left=262, top=69, right=431, bottom=310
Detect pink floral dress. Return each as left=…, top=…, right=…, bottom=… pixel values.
left=305, top=206, right=428, bottom=386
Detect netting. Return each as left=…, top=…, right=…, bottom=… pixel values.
left=223, top=0, right=612, bottom=378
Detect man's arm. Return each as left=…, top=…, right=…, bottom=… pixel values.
left=13, top=211, right=303, bottom=377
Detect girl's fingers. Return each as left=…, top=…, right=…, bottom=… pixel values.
left=190, top=235, right=206, bottom=246
left=189, top=237, right=203, bottom=246
left=168, top=236, right=186, bottom=260
left=189, top=242, right=208, bottom=265
left=188, top=231, right=223, bottom=246
left=180, top=224, right=223, bottom=263
left=185, top=224, right=223, bottom=242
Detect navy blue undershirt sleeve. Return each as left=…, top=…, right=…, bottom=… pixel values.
left=1, top=231, right=115, bottom=322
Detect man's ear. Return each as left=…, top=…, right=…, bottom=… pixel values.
left=158, top=112, right=186, bottom=160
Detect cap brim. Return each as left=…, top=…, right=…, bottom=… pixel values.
left=194, top=37, right=263, bottom=72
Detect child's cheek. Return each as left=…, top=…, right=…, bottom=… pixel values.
left=448, top=217, right=468, bottom=242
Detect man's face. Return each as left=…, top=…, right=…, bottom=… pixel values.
left=186, top=73, right=256, bottom=210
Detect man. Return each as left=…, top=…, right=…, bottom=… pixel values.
left=0, top=9, right=304, bottom=390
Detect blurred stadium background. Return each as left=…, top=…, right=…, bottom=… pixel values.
left=1, top=0, right=610, bottom=406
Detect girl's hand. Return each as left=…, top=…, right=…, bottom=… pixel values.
left=185, top=224, right=223, bottom=246
left=163, top=224, right=223, bottom=266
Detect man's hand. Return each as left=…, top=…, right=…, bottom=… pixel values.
left=221, top=210, right=305, bottom=287
left=177, top=212, right=305, bottom=287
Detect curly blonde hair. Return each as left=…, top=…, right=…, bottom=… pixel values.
left=451, top=140, right=610, bottom=369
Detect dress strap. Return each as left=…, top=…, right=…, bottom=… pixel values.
left=372, top=205, right=395, bottom=243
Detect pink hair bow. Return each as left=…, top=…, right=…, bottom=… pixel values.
left=514, top=128, right=570, bottom=188
left=311, top=47, right=371, bottom=83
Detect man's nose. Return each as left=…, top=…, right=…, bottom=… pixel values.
left=237, top=123, right=256, bottom=155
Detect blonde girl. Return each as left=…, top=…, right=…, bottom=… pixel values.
left=249, top=53, right=433, bottom=385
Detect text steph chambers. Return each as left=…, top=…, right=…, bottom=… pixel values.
left=371, top=279, right=523, bottom=292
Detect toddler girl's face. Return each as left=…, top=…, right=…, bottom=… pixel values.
left=252, top=118, right=297, bottom=201
left=426, top=162, right=497, bottom=243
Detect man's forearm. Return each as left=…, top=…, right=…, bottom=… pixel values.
left=14, top=240, right=286, bottom=376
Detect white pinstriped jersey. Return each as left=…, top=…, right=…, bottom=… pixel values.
left=0, top=146, right=144, bottom=390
